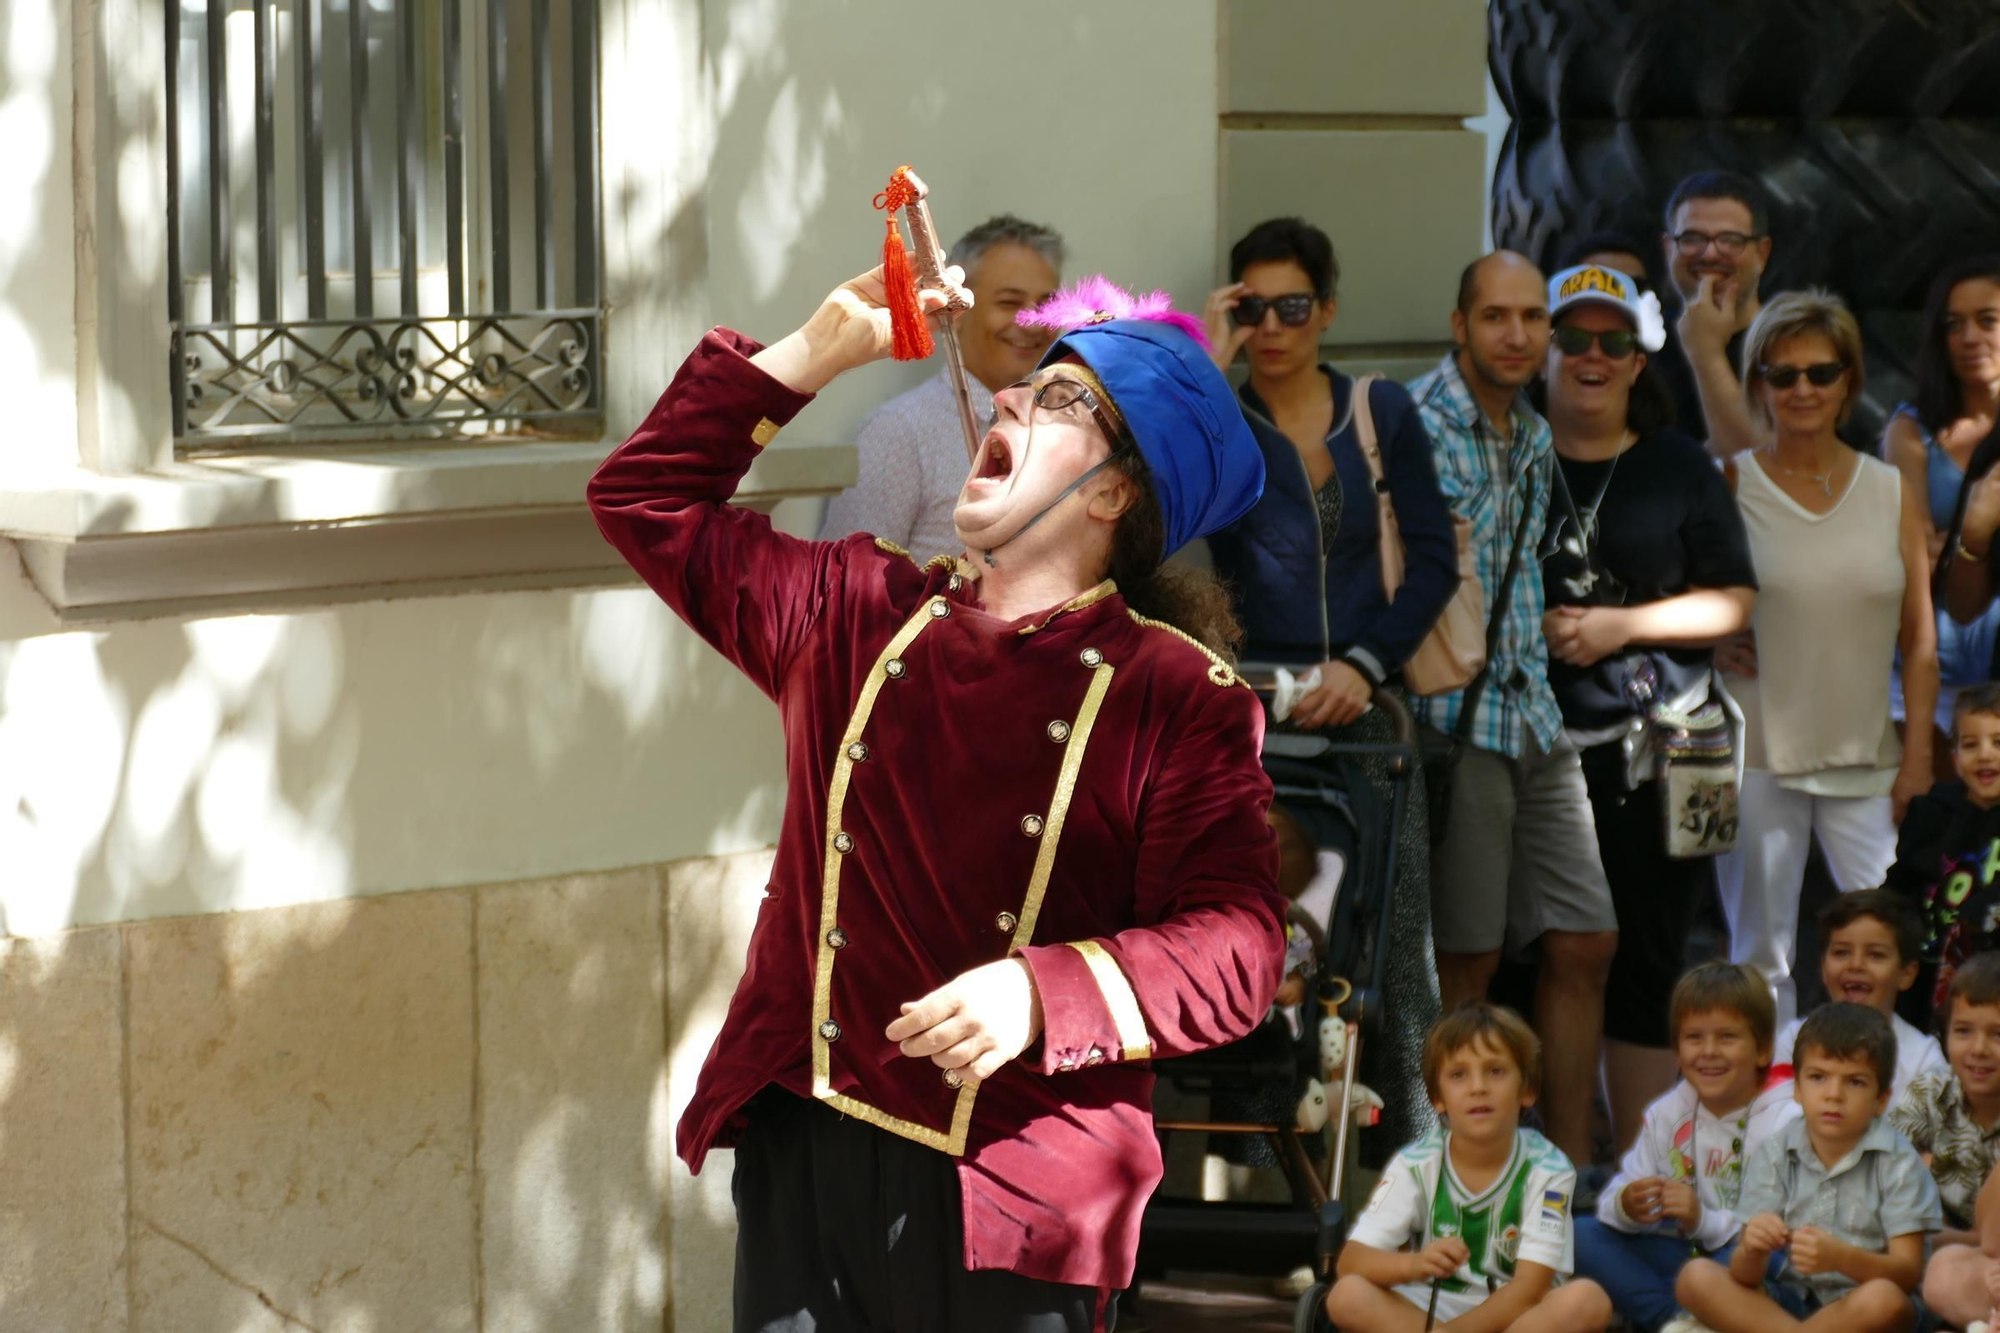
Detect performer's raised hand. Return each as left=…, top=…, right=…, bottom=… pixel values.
left=887, top=958, right=1045, bottom=1087
left=750, top=262, right=971, bottom=395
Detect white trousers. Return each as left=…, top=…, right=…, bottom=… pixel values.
left=1713, top=769, right=1896, bottom=1029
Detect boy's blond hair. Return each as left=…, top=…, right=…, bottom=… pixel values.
left=1669, top=960, right=1777, bottom=1058
left=1422, top=1000, right=1541, bottom=1101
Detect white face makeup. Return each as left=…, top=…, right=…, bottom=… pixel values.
left=952, top=361, right=1120, bottom=561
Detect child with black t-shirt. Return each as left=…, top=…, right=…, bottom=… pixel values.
left=1886, top=682, right=2000, bottom=1029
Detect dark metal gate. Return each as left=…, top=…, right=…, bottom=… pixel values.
left=166, top=0, right=602, bottom=446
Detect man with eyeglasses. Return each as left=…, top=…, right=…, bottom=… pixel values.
left=820, top=215, right=1065, bottom=559
left=591, top=262, right=1284, bottom=1331
left=1655, top=171, right=1775, bottom=459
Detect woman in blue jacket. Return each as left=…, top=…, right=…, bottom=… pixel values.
left=1204, top=217, right=1459, bottom=1158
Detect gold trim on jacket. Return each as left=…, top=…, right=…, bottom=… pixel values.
left=810, top=595, right=1116, bottom=1155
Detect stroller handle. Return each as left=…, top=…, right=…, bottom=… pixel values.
left=1369, top=687, right=1418, bottom=750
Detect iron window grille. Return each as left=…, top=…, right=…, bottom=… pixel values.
left=166, top=0, right=602, bottom=447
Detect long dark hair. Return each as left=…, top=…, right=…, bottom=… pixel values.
left=1912, top=254, right=2000, bottom=436
left=1107, top=452, right=1245, bottom=663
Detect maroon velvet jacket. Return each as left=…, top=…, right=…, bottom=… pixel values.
left=587, top=330, right=1286, bottom=1290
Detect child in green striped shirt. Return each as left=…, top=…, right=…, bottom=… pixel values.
left=1325, top=1001, right=1611, bottom=1331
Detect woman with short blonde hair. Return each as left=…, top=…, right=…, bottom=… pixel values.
left=1716, top=288, right=1937, bottom=1027
left=1738, top=291, right=1869, bottom=430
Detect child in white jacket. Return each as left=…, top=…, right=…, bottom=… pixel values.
left=1576, top=962, right=1795, bottom=1333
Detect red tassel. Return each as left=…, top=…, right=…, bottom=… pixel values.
left=882, top=217, right=933, bottom=361
left=875, top=168, right=934, bottom=361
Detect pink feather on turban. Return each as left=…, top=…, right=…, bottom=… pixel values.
left=1015, top=276, right=1211, bottom=351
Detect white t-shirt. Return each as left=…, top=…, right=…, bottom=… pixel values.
left=1597, top=1078, right=1798, bottom=1252
left=1350, top=1125, right=1577, bottom=1293
left=1772, top=1012, right=1948, bottom=1113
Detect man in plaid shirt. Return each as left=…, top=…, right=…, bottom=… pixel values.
left=1407, top=251, right=1618, bottom=1169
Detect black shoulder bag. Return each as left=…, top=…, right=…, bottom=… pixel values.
left=1422, top=496, right=1539, bottom=845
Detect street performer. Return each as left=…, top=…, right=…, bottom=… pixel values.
left=587, top=259, right=1287, bottom=1332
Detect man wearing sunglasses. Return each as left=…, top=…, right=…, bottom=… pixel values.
left=1654, top=171, right=1774, bottom=459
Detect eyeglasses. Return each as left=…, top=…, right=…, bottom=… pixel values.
left=1002, top=372, right=1128, bottom=445
left=1671, top=229, right=1761, bottom=258
left=1756, top=361, right=1847, bottom=389
left=1553, top=325, right=1640, bottom=359
left=1230, top=293, right=1317, bottom=328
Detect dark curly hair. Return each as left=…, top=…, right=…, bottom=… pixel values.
left=1106, top=451, right=1244, bottom=663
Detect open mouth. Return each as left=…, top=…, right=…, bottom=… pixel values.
left=976, top=432, right=1015, bottom=483
left=1974, top=768, right=2000, bottom=787
left=1838, top=980, right=1876, bottom=1002
left=1692, top=1063, right=1731, bottom=1080
left=1575, top=370, right=1609, bottom=386
left=1967, top=1064, right=1998, bottom=1083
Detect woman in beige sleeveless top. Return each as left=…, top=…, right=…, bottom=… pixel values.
left=1716, top=290, right=1938, bottom=1027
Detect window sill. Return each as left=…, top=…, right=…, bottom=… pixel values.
left=0, top=439, right=856, bottom=623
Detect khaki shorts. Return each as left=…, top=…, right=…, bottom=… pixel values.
left=1428, top=731, right=1617, bottom=955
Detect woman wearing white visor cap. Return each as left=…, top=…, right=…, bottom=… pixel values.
left=1533, top=265, right=1759, bottom=1154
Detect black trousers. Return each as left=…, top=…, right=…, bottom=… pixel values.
left=1579, top=741, right=1715, bottom=1048
left=731, top=1090, right=1111, bottom=1333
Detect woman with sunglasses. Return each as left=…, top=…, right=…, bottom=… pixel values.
left=1715, top=290, right=1938, bottom=1030
left=1532, top=266, right=1758, bottom=1161
left=1201, top=218, right=1457, bottom=1161
left=589, top=263, right=1286, bottom=1331
left=1886, top=257, right=2000, bottom=774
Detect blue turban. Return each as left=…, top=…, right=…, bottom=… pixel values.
left=1038, top=320, right=1265, bottom=560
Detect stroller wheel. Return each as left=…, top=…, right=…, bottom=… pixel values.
left=1293, top=1277, right=1334, bottom=1333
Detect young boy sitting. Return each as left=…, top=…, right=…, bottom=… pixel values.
left=1771, top=891, right=1947, bottom=1112
left=1886, top=682, right=2000, bottom=1028
left=1675, top=1003, right=1943, bottom=1333
left=1577, top=961, right=1794, bottom=1333
left=1325, top=1000, right=1611, bottom=1333
left=1897, top=952, right=2000, bottom=1327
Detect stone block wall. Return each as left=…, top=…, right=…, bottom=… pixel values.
left=0, top=850, right=773, bottom=1333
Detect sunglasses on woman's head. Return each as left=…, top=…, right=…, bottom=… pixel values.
left=1757, top=361, right=1847, bottom=389
left=1230, top=293, right=1317, bottom=328
left=1552, top=325, right=1639, bottom=359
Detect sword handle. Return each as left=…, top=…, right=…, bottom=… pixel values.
left=896, top=170, right=984, bottom=464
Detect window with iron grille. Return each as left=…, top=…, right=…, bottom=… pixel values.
left=167, top=0, right=602, bottom=447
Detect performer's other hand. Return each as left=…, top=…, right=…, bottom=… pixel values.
left=751, top=261, right=971, bottom=394
left=887, top=958, right=1044, bottom=1086
left=1201, top=283, right=1255, bottom=371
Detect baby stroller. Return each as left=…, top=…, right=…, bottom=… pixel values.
left=1133, top=682, right=1423, bottom=1330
